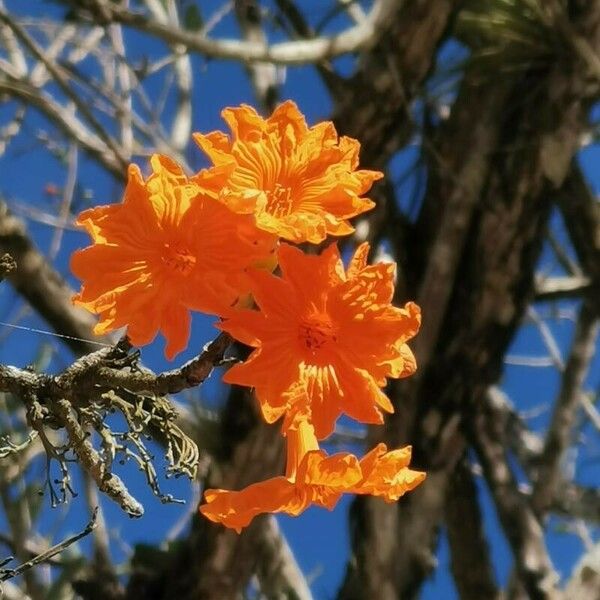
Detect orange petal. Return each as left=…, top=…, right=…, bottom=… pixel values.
left=379, top=343, right=418, bottom=380
left=277, top=243, right=343, bottom=308
left=299, top=363, right=344, bottom=440
left=223, top=346, right=300, bottom=422
left=298, top=451, right=362, bottom=490
left=217, top=309, right=270, bottom=347
left=334, top=362, right=391, bottom=426
left=192, top=131, right=234, bottom=167
left=346, top=242, right=371, bottom=279
left=354, top=444, right=426, bottom=502
left=161, top=303, right=191, bottom=360
left=247, top=268, right=298, bottom=320
left=268, top=100, right=307, bottom=146
left=222, top=104, right=264, bottom=141
left=191, top=100, right=380, bottom=244
left=71, top=151, right=278, bottom=360
left=200, top=476, right=297, bottom=533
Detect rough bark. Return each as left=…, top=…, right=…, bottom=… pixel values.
left=532, top=301, right=599, bottom=515
left=445, top=458, right=500, bottom=600
left=555, top=164, right=600, bottom=312
left=339, top=2, right=600, bottom=596
left=468, top=395, right=561, bottom=600
left=332, top=0, right=462, bottom=167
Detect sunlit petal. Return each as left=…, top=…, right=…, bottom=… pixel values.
left=193, top=100, right=381, bottom=243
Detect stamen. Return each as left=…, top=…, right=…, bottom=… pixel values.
left=298, top=315, right=337, bottom=352
left=265, top=183, right=294, bottom=217
left=162, top=243, right=196, bottom=274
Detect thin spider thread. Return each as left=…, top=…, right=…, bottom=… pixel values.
left=0, top=320, right=112, bottom=348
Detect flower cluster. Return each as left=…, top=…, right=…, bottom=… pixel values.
left=71, top=100, right=425, bottom=531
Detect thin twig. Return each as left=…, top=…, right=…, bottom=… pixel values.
left=0, top=8, right=129, bottom=172
left=0, top=508, right=98, bottom=582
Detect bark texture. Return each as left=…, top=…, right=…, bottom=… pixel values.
left=340, top=1, right=600, bottom=597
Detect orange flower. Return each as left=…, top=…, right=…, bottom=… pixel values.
left=71, top=155, right=276, bottom=359
left=219, top=242, right=421, bottom=438
left=200, top=418, right=425, bottom=532
left=192, top=100, right=382, bottom=244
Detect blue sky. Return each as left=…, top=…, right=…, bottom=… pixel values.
left=1, top=1, right=599, bottom=598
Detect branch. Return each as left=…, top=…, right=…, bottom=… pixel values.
left=468, top=393, right=561, bottom=600
left=0, top=508, right=98, bottom=582
left=445, top=458, right=500, bottom=600
left=564, top=541, right=600, bottom=600
left=0, top=7, right=130, bottom=172
left=273, top=0, right=346, bottom=100
left=410, top=75, right=514, bottom=370
left=93, top=333, right=232, bottom=396
left=0, top=0, right=26, bottom=77
left=531, top=301, right=599, bottom=514
left=555, top=163, right=600, bottom=314
left=54, top=398, right=145, bottom=517
left=107, top=23, right=134, bottom=159
left=80, top=0, right=398, bottom=65
left=254, top=516, right=314, bottom=600
left=142, top=0, right=192, bottom=151
left=0, top=79, right=125, bottom=180
left=0, top=333, right=231, bottom=515
left=534, top=275, right=593, bottom=301
left=553, top=483, right=600, bottom=524
left=234, top=0, right=279, bottom=111
left=487, top=387, right=544, bottom=468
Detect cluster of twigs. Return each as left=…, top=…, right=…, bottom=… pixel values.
left=0, top=292, right=231, bottom=516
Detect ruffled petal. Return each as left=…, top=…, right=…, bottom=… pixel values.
left=346, top=242, right=370, bottom=279
left=222, top=104, right=265, bottom=141
left=298, top=450, right=362, bottom=490
left=200, top=477, right=298, bottom=533
left=379, top=342, right=418, bottom=380
left=192, top=100, right=379, bottom=243
left=352, top=444, right=426, bottom=502
left=199, top=440, right=425, bottom=532
left=192, top=131, right=234, bottom=167
left=268, top=100, right=308, bottom=148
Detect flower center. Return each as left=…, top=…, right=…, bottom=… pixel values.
left=162, top=243, right=196, bottom=274
left=265, top=183, right=294, bottom=217
left=298, top=315, right=337, bottom=353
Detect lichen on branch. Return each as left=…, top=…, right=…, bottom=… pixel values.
left=0, top=333, right=231, bottom=516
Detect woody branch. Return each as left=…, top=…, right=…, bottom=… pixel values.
left=73, top=0, right=398, bottom=65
